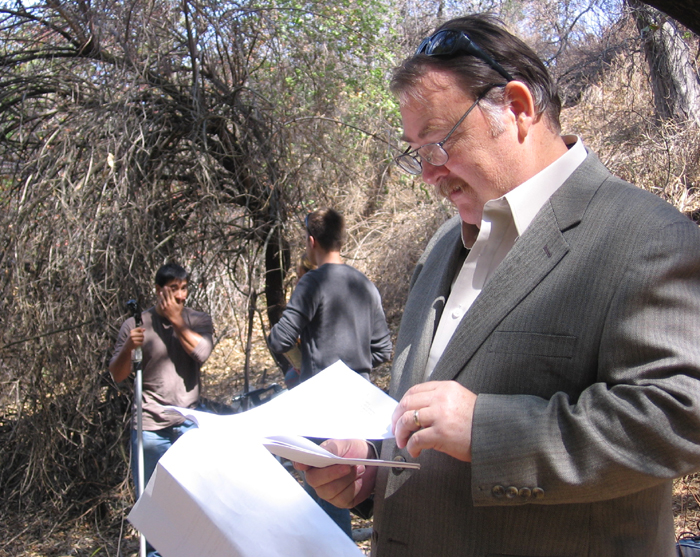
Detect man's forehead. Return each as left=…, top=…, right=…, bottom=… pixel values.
left=162, top=278, right=188, bottom=288
left=399, top=74, right=467, bottom=142
left=400, top=112, right=456, bottom=142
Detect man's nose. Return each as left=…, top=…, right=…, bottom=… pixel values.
left=421, top=161, right=449, bottom=185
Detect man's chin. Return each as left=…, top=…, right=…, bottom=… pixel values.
left=457, top=206, right=483, bottom=227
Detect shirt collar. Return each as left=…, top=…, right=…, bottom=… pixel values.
left=505, top=135, right=586, bottom=237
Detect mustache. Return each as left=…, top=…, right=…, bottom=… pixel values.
left=436, top=178, right=467, bottom=199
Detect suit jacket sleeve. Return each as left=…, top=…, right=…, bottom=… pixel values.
left=469, top=183, right=700, bottom=506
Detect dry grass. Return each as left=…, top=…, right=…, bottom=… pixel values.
left=560, top=43, right=700, bottom=222
left=675, top=475, right=700, bottom=537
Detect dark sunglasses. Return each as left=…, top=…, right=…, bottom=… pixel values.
left=415, top=29, right=514, bottom=83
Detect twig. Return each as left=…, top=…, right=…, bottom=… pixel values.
left=0, top=320, right=98, bottom=351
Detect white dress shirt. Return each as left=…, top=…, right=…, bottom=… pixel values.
left=424, top=136, right=587, bottom=380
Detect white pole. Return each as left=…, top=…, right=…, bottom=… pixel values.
left=133, top=344, right=146, bottom=557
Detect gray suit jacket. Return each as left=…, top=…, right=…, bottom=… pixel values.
left=373, top=152, right=700, bottom=557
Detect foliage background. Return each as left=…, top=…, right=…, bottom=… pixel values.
left=0, top=0, right=699, bottom=554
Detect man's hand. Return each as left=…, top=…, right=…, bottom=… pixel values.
left=295, top=439, right=377, bottom=508
left=157, top=286, right=184, bottom=327
left=109, top=326, right=146, bottom=383
left=129, top=326, right=145, bottom=348
left=392, top=381, right=477, bottom=462
left=156, top=284, right=205, bottom=356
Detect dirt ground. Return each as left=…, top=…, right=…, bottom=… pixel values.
left=674, top=474, right=700, bottom=538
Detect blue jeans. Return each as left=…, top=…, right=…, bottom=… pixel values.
left=303, top=475, right=352, bottom=538
left=131, top=420, right=198, bottom=557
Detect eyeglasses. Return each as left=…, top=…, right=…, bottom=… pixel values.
left=415, top=29, right=514, bottom=83
left=395, top=86, right=497, bottom=176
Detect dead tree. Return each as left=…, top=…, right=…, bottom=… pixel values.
left=629, top=0, right=700, bottom=126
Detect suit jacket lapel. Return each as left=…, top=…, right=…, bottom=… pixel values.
left=429, top=151, right=608, bottom=384
left=393, top=218, right=466, bottom=398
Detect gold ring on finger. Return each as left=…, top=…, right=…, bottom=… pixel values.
left=413, top=409, right=422, bottom=429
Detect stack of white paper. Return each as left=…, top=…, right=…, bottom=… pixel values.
left=128, top=360, right=420, bottom=557
left=129, top=428, right=363, bottom=557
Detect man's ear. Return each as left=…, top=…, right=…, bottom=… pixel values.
left=504, top=81, right=536, bottom=141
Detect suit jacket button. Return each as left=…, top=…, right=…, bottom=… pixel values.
left=492, top=485, right=506, bottom=498
left=532, top=487, right=545, bottom=500
left=518, top=487, right=532, bottom=500
left=392, top=455, right=406, bottom=475
left=506, top=486, right=518, bottom=499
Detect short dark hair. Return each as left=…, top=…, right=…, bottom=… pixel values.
left=391, top=14, right=561, bottom=132
left=155, top=262, right=189, bottom=287
left=305, top=208, right=345, bottom=252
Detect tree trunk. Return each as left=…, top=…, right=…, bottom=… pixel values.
left=629, top=0, right=700, bottom=126
left=264, top=230, right=289, bottom=327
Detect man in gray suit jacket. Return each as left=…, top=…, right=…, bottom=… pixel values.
left=299, top=14, right=700, bottom=557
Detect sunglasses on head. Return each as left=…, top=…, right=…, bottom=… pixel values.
left=415, top=29, right=514, bottom=83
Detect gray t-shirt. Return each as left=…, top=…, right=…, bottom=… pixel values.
left=268, top=263, right=392, bottom=381
left=111, top=306, right=213, bottom=430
